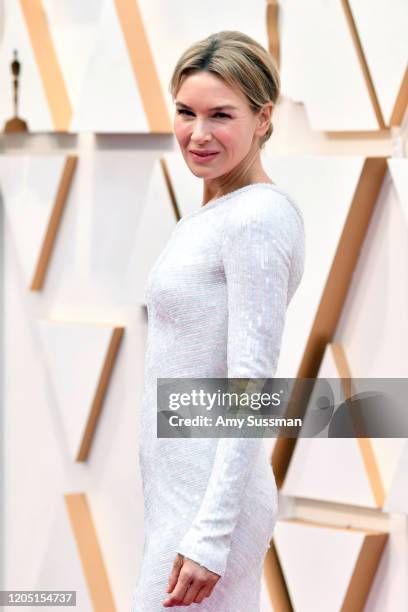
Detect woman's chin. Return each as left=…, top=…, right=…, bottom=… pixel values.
left=188, top=166, right=212, bottom=178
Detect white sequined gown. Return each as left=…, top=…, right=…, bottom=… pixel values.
left=131, top=183, right=305, bottom=611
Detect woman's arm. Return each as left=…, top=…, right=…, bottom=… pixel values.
left=176, top=194, right=305, bottom=577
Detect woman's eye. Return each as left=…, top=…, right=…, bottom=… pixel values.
left=177, top=109, right=193, bottom=116
left=176, top=110, right=230, bottom=119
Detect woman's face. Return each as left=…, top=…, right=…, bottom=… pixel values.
left=173, top=71, right=265, bottom=179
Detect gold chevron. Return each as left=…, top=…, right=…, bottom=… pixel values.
left=114, top=0, right=172, bottom=133
left=390, top=64, right=408, bottom=127
left=275, top=518, right=388, bottom=612
left=272, top=157, right=388, bottom=486
left=266, top=0, right=280, bottom=69
left=343, top=526, right=388, bottom=610
left=263, top=540, right=293, bottom=611
left=341, top=0, right=386, bottom=129
left=77, top=326, right=125, bottom=462
left=331, top=343, right=386, bottom=508
left=31, top=156, right=77, bottom=291
left=19, top=0, right=72, bottom=131
left=64, top=493, right=116, bottom=611
left=160, top=157, right=181, bottom=222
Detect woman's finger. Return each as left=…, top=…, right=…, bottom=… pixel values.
left=162, top=568, right=192, bottom=607
left=166, top=554, right=183, bottom=593
left=193, top=583, right=210, bottom=604
left=181, top=576, right=206, bottom=605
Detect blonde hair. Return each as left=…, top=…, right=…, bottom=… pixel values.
left=169, top=30, right=281, bottom=149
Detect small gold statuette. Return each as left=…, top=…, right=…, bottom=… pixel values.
left=4, top=49, right=29, bottom=133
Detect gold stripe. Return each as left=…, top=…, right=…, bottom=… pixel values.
left=341, top=0, right=386, bottom=129
left=77, top=327, right=124, bottom=462
left=390, top=64, right=408, bottom=127
left=31, top=156, right=77, bottom=290
left=264, top=541, right=293, bottom=611
left=114, top=0, right=172, bottom=133
left=266, top=0, right=280, bottom=69
left=331, top=343, right=385, bottom=508
left=273, top=156, right=386, bottom=485
left=358, top=437, right=385, bottom=507
left=19, top=0, right=72, bottom=131
left=278, top=518, right=388, bottom=612
left=331, top=342, right=353, bottom=399
left=343, top=531, right=388, bottom=611
left=160, top=158, right=181, bottom=222
left=64, top=493, right=116, bottom=611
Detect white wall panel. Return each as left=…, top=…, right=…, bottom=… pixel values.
left=388, top=158, right=408, bottom=223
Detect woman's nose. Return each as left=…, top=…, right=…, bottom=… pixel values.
left=191, top=119, right=211, bottom=142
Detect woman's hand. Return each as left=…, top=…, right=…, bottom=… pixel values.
left=162, top=553, right=220, bottom=607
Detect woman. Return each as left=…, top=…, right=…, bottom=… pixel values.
left=131, top=30, right=305, bottom=610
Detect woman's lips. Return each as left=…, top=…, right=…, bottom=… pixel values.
left=190, top=151, right=220, bottom=163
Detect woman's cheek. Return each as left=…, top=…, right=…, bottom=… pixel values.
left=173, top=120, right=188, bottom=139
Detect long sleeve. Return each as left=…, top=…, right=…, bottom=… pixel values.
left=176, top=194, right=305, bottom=577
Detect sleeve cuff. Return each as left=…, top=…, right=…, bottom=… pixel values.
left=176, top=530, right=231, bottom=577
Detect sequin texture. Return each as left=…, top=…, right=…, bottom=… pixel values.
left=131, top=183, right=305, bottom=611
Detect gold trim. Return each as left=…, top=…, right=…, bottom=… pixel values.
left=273, top=158, right=388, bottom=485
left=263, top=540, right=293, bottom=611
left=160, top=158, right=181, bottom=222
left=31, top=156, right=77, bottom=291
left=342, top=530, right=388, bottom=610
left=114, top=0, right=172, bottom=133
left=19, top=0, right=72, bottom=131
left=390, top=64, right=408, bottom=127
left=64, top=493, right=116, bottom=611
left=275, top=518, right=388, bottom=612
left=77, top=326, right=125, bottom=462
left=266, top=0, right=280, bottom=69
left=341, top=0, right=386, bottom=129
left=332, top=343, right=386, bottom=508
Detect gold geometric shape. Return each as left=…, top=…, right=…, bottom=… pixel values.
left=160, top=157, right=182, bottom=222
left=37, top=319, right=125, bottom=462
left=345, top=527, right=388, bottom=611
left=114, top=0, right=172, bottom=133
left=274, top=518, right=388, bottom=612
left=19, top=0, right=72, bottom=131
left=266, top=0, right=280, bottom=69
left=390, top=64, right=408, bottom=127
left=341, top=0, right=386, bottom=129
left=272, top=157, right=388, bottom=487
left=77, top=325, right=124, bottom=462
left=64, top=493, right=116, bottom=611
left=332, top=343, right=386, bottom=508
left=281, top=342, right=387, bottom=508
left=30, top=155, right=77, bottom=291
left=345, top=1, right=408, bottom=128
left=263, top=540, right=293, bottom=612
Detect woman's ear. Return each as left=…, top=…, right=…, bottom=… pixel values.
left=256, top=102, right=273, bottom=136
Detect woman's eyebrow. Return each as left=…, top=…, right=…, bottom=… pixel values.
left=175, top=101, right=238, bottom=111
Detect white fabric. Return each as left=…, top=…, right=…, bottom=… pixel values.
left=131, top=183, right=305, bottom=611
